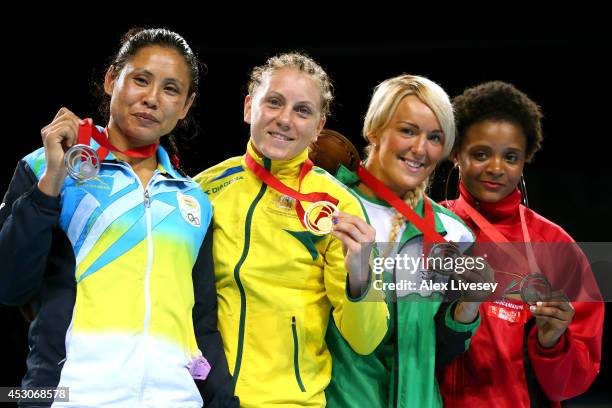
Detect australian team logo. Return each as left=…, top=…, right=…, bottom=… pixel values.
left=277, top=194, right=295, bottom=211
left=177, top=192, right=201, bottom=227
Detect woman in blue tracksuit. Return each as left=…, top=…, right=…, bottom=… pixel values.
left=0, top=28, right=237, bottom=407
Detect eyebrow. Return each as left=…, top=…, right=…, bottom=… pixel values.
left=469, top=144, right=523, bottom=152
left=398, top=120, right=442, bottom=133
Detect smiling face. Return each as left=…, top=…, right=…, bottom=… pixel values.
left=104, top=45, right=195, bottom=149
left=455, top=120, right=527, bottom=203
left=366, top=95, right=445, bottom=197
left=244, top=67, right=326, bottom=161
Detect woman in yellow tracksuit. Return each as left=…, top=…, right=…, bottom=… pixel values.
left=194, top=53, right=389, bottom=407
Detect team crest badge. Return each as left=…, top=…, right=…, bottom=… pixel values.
left=277, top=195, right=295, bottom=210
left=177, top=192, right=201, bottom=227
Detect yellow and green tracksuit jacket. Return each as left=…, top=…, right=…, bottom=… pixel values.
left=193, top=142, right=389, bottom=407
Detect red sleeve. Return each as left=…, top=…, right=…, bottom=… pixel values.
left=527, top=301, right=604, bottom=401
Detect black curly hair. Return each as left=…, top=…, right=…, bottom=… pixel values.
left=452, top=81, right=544, bottom=162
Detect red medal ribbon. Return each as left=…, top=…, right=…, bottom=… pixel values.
left=77, top=120, right=159, bottom=161
left=460, top=196, right=545, bottom=310
left=356, top=163, right=444, bottom=245
left=244, top=150, right=339, bottom=230
left=459, top=199, right=539, bottom=274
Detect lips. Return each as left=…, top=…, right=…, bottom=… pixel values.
left=399, top=157, right=424, bottom=173
left=481, top=180, right=504, bottom=190
left=269, top=131, right=294, bottom=142
left=133, top=112, right=159, bottom=123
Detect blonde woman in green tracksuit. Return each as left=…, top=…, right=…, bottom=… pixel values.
left=326, top=74, right=491, bottom=407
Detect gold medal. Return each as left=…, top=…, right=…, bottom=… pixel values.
left=303, top=201, right=339, bottom=235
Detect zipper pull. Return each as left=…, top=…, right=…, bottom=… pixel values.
left=144, top=190, right=150, bottom=208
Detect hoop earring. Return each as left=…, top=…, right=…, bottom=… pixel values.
left=444, top=163, right=460, bottom=209
left=519, top=174, right=529, bottom=208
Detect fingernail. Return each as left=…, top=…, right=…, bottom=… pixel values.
left=332, top=217, right=339, bottom=225
left=536, top=301, right=542, bottom=306
left=529, top=306, right=536, bottom=312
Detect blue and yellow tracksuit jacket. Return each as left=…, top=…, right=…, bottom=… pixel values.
left=193, top=142, right=389, bottom=407
left=0, top=138, right=236, bottom=407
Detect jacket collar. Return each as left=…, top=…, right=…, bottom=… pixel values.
left=243, top=139, right=309, bottom=176
left=92, top=125, right=184, bottom=180
left=457, top=181, right=522, bottom=223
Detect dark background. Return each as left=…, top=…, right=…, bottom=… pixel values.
left=1, top=13, right=610, bottom=407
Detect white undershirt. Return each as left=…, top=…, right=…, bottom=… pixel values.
left=360, top=197, right=404, bottom=242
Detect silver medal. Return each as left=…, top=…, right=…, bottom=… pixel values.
left=64, top=144, right=100, bottom=181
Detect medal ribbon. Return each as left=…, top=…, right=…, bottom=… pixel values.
left=460, top=197, right=547, bottom=308
left=244, top=150, right=339, bottom=230
left=460, top=199, right=540, bottom=275
left=77, top=120, right=159, bottom=161
left=356, top=164, right=444, bottom=246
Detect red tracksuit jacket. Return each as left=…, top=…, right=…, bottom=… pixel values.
left=438, top=182, right=604, bottom=407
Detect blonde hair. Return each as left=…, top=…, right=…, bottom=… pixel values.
left=362, top=74, right=454, bottom=244
left=247, top=52, right=333, bottom=118
left=363, top=74, right=455, bottom=157
left=385, top=182, right=428, bottom=248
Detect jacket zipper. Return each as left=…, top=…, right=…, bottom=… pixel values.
left=100, top=162, right=190, bottom=404
left=231, top=159, right=270, bottom=384
left=137, top=179, right=155, bottom=405
left=291, top=316, right=306, bottom=392
left=392, top=236, right=419, bottom=407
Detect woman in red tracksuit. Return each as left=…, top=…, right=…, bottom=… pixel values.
left=438, top=81, right=604, bottom=407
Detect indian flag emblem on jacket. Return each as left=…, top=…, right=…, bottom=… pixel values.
left=177, top=192, right=201, bottom=227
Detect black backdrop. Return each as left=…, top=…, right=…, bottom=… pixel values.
left=1, top=15, right=610, bottom=406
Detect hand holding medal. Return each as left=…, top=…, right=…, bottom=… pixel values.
left=330, top=211, right=377, bottom=297
left=64, top=120, right=102, bottom=181
left=38, top=108, right=85, bottom=197
left=65, top=118, right=158, bottom=182
left=244, top=147, right=376, bottom=297
left=530, top=291, right=575, bottom=348
left=38, top=108, right=160, bottom=197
